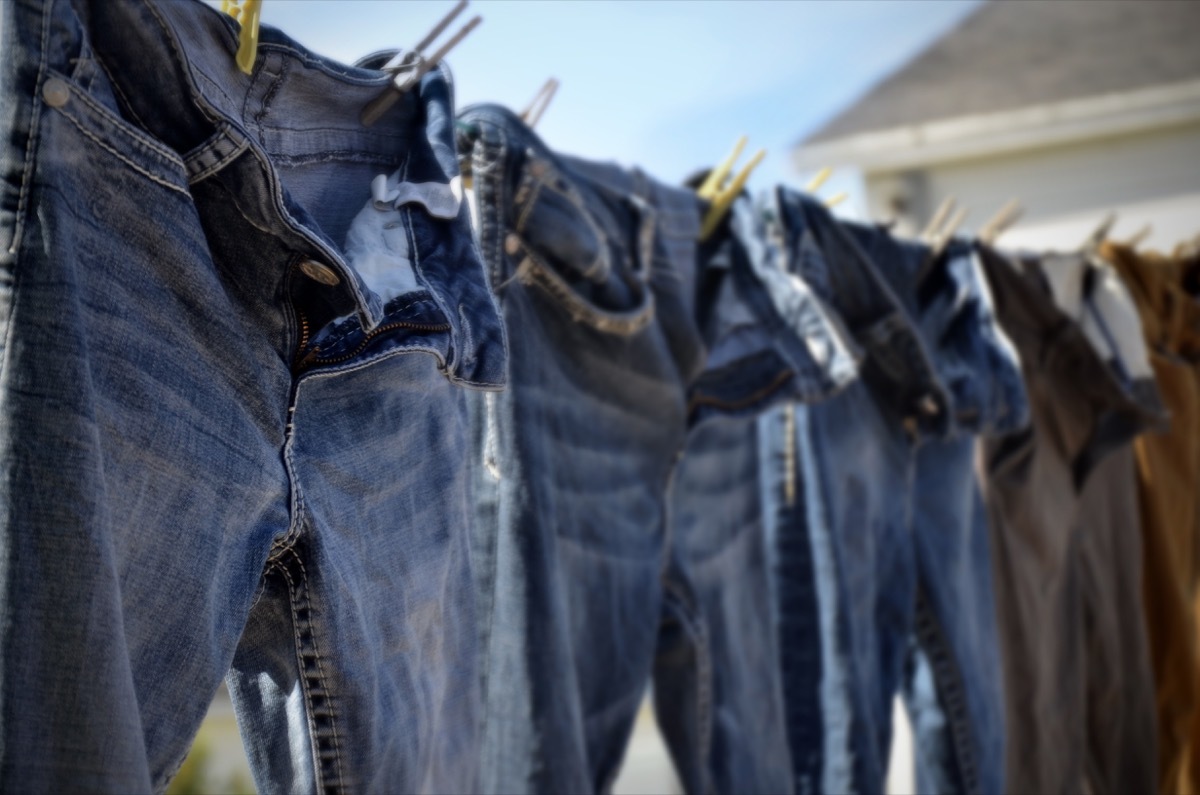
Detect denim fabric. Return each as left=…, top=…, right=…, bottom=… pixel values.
left=764, top=190, right=1025, bottom=795
left=456, top=106, right=854, bottom=794
left=0, top=0, right=502, bottom=791
left=848, top=231, right=1027, bottom=795
left=651, top=199, right=858, bottom=795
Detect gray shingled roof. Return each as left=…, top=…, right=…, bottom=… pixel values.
left=803, top=0, right=1200, bottom=146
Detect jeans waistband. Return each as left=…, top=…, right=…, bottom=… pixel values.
left=456, top=103, right=659, bottom=337
left=772, top=187, right=950, bottom=436
left=19, top=0, right=505, bottom=387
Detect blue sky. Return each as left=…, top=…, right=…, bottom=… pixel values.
left=248, top=1, right=981, bottom=218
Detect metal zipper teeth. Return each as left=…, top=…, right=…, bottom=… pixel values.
left=298, top=319, right=451, bottom=370
left=293, top=310, right=313, bottom=370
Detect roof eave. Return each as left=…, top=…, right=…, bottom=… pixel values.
left=793, top=78, right=1200, bottom=173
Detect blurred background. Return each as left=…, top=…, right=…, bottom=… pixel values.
left=180, top=1, right=1200, bottom=792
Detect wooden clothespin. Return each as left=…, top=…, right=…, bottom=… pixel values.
left=222, top=0, right=263, bottom=75
left=520, top=78, right=560, bottom=129
left=930, top=206, right=968, bottom=259
left=1123, top=224, right=1152, bottom=249
left=921, top=197, right=957, bottom=244
left=1082, top=211, right=1118, bottom=255
left=698, top=139, right=766, bottom=241
left=979, top=199, right=1023, bottom=245
left=362, top=0, right=482, bottom=126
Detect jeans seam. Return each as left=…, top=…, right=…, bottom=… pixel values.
left=662, top=579, right=713, bottom=792
left=52, top=107, right=191, bottom=197
left=273, top=548, right=347, bottom=795
left=914, top=592, right=981, bottom=793
left=514, top=252, right=654, bottom=335
left=7, top=0, right=53, bottom=258
left=57, top=74, right=185, bottom=166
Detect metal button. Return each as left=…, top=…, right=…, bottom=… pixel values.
left=504, top=233, right=522, bottom=256
left=42, top=78, right=70, bottom=108
left=299, top=259, right=340, bottom=286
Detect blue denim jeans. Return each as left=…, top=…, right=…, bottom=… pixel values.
left=0, top=1, right=503, bottom=791
left=763, top=191, right=1026, bottom=794
left=457, top=106, right=854, bottom=794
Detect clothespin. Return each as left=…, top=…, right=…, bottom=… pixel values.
left=520, top=78, right=560, bottom=129
left=222, top=0, right=262, bottom=75
left=698, top=137, right=766, bottom=241
left=824, top=192, right=848, bottom=209
left=697, top=136, right=747, bottom=200
left=921, top=197, right=956, bottom=243
left=805, top=167, right=833, bottom=194
left=979, top=199, right=1023, bottom=245
left=929, top=206, right=968, bottom=260
left=1123, top=223, right=1152, bottom=249
left=1082, top=211, right=1118, bottom=255
left=361, top=0, right=482, bottom=126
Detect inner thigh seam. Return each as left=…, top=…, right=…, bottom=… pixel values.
left=273, top=549, right=347, bottom=794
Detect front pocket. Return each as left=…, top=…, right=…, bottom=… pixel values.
left=42, top=69, right=190, bottom=196
left=505, top=151, right=656, bottom=334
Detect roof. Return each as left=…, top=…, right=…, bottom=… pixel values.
left=803, top=0, right=1200, bottom=147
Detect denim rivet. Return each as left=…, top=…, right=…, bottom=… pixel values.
left=504, top=234, right=521, bottom=256
left=529, top=160, right=548, bottom=178
left=42, top=78, right=70, bottom=108
left=920, top=395, right=940, bottom=415
left=299, top=259, right=340, bottom=286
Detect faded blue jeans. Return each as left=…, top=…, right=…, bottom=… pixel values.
left=764, top=192, right=1026, bottom=794
left=0, top=0, right=504, bottom=791
left=457, top=106, right=854, bottom=794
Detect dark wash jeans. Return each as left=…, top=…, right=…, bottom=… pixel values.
left=764, top=190, right=1025, bottom=794
left=457, top=105, right=854, bottom=794
left=0, top=0, right=504, bottom=791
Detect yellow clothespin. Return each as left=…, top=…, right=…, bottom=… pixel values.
left=697, top=136, right=747, bottom=200
left=223, top=0, right=262, bottom=75
left=520, top=78, right=560, bottom=129
left=824, top=192, right=848, bottom=209
left=805, top=167, right=833, bottom=194
left=698, top=138, right=765, bottom=240
left=979, top=199, right=1022, bottom=245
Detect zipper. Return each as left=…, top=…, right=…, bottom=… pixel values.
left=296, top=317, right=451, bottom=371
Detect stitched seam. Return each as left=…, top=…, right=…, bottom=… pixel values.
left=688, top=369, right=795, bottom=413
left=662, top=580, right=714, bottom=792
left=914, top=595, right=981, bottom=792
left=269, top=387, right=306, bottom=558
left=92, top=55, right=154, bottom=136
left=53, top=108, right=189, bottom=197
left=188, top=137, right=250, bottom=185
left=274, top=551, right=347, bottom=794
left=60, top=78, right=184, bottom=165
left=8, top=0, right=52, bottom=256
left=515, top=250, right=654, bottom=335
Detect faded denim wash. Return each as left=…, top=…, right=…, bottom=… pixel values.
left=763, top=190, right=1025, bottom=795
left=457, top=106, right=855, bottom=794
left=0, top=0, right=503, bottom=791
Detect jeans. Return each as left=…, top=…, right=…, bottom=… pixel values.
left=764, top=190, right=1025, bottom=794
left=457, top=105, right=854, bottom=794
left=0, top=1, right=503, bottom=791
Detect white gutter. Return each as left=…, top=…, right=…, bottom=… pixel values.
left=793, top=78, right=1200, bottom=172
